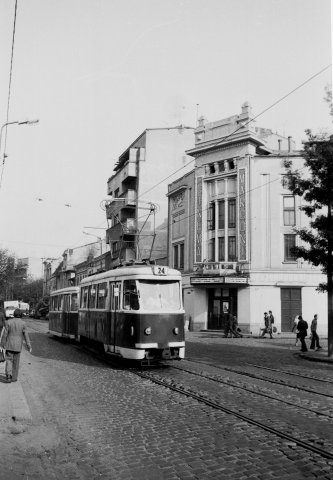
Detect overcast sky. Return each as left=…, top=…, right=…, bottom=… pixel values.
left=0, top=0, right=332, bottom=277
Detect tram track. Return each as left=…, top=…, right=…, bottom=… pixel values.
left=134, top=368, right=333, bottom=461
left=185, top=358, right=333, bottom=398
left=169, top=363, right=333, bottom=419
left=35, top=325, right=333, bottom=462
left=246, top=363, right=333, bottom=384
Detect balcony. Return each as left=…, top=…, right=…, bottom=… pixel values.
left=121, top=161, right=137, bottom=184
left=106, top=219, right=137, bottom=244
left=105, top=189, right=136, bottom=218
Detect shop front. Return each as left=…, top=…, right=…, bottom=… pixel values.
left=190, top=276, right=248, bottom=331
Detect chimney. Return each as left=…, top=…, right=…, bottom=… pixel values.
left=278, top=139, right=282, bottom=151
left=288, top=136, right=292, bottom=152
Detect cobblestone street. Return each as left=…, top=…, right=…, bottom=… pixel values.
left=0, top=319, right=332, bottom=480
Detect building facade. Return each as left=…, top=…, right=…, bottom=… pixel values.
left=105, top=126, right=194, bottom=267
left=43, top=240, right=109, bottom=294
left=167, top=104, right=328, bottom=336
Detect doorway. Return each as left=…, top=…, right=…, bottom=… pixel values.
left=208, top=287, right=237, bottom=330
left=280, top=287, right=302, bottom=332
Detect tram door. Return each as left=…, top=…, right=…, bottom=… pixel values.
left=110, top=281, right=121, bottom=352
left=63, top=294, right=71, bottom=334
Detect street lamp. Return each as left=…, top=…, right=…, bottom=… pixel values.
left=0, top=119, right=39, bottom=160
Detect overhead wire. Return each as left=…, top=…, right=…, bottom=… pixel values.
left=138, top=64, right=332, bottom=201
left=0, top=0, right=18, bottom=191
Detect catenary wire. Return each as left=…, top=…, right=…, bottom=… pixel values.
left=138, top=64, right=331, bottom=201
left=0, top=0, right=18, bottom=191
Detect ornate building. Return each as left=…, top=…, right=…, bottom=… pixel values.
left=168, top=104, right=327, bottom=335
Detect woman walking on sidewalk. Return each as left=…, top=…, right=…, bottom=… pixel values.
left=0, top=309, right=32, bottom=383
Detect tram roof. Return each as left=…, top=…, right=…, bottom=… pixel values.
left=79, top=265, right=182, bottom=285
left=50, top=286, right=80, bottom=296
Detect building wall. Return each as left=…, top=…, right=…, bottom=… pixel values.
left=140, top=128, right=194, bottom=226
left=167, top=169, right=195, bottom=273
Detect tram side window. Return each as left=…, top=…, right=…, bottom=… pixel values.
left=123, top=280, right=139, bottom=310
left=81, top=287, right=89, bottom=308
left=96, top=282, right=107, bottom=309
left=59, top=295, right=64, bottom=311
left=71, top=293, right=78, bottom=311
left=89, top=286, right=97, bottom=308
left=110, top=282, right=121, bottom=311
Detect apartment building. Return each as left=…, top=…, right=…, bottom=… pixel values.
left=105, top=126, right=194, bottom=266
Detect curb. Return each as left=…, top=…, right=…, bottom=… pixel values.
left=0, top=378, right=32, bottom=422
left=299, top=352, right=333, bottom=364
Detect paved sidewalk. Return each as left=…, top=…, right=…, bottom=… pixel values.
left=0, top=358, right=32, bottom=423
left=198, top=329, right=333, bottom=363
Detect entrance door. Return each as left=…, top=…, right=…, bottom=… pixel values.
left=207, top=288, right=237, bottom=330
left=281, top=288, right=302, bottom=332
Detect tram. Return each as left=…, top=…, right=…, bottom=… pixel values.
left=78, top=263, right=185, bottom=362
left=49, top=286, right=80, bottom=339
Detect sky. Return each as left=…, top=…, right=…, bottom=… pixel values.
left=0, top=0, right=332, bottom=278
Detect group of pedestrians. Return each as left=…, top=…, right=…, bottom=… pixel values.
left=0, top=305, right=32, bottom=383
left=292, top=313, right=322, bottom=353
left=260, top=310, right=275, bottom=338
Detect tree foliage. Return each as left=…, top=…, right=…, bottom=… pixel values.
left=0, top=248, right=43, bottom=305
left=284, top=130, right=333, bottom=291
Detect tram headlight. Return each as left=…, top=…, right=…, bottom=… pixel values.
left=144, top=327, right=152, bottom=335
left=173, top=327, right=179, bottom=335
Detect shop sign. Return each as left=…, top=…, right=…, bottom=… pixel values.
left=191, top=277, right=224, bottom=284
left=225, top=277, right=248, bottom=284
left=191, top=276, right=248, bottom=285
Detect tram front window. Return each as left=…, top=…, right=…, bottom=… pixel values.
left=123, top=280, right=139, bottom=310
left=138, top=281, right=181, bottom=311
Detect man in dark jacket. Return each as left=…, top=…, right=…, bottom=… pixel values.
left=0, top=308, right=32, bottom=382
left=297, top=315, right=308, bottom=352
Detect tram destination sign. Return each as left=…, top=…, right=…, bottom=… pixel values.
left=191, top=277, right=248, bottom=285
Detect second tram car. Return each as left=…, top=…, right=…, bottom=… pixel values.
left=49, top=286, right=79, bottom=339
left=79, top=264, right=185, bottom=362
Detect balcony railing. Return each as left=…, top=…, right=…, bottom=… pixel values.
left=106, top=220, right=137, bottom=243
left=121, top=161, right=137, bottom=183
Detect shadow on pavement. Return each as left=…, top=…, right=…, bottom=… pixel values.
left=27, top=332, right=111, bottom=369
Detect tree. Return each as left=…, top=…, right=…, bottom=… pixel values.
left=0, top=248, right=16, bottom=300
left=284, top=131, right=333, bottom=357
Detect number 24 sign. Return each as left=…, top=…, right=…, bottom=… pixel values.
left=153, top=266, right=168, bottom=276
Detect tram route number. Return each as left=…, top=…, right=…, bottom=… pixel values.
left=153, top=266, right=168, bottom=276
left=114, top=287, right=119, bottom=297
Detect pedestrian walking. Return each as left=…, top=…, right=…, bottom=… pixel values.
left=261, top=312, right=273, bottom=338
left=310, top=314, right=322, bottom=351
left=224, top=312, right=233, bottom=338
left=268, top=310, right=274, bottom=326
left=292, top=315, right=300, bottom=346
left=230, top=315, right=242, bottom=338
left=296, top=315, right=308, bottom=352
left=0, top=308, right=32, bottom=383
